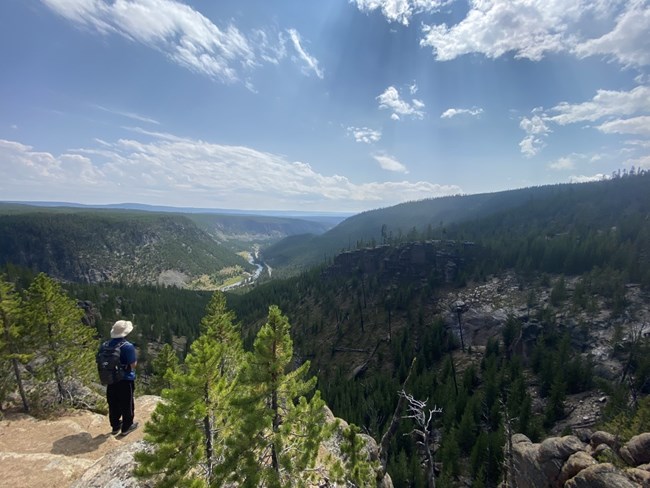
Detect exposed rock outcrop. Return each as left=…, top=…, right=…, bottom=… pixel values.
left=620, top=433, right=650, bottom=466
left=511, top=431, right=650, bottom=488
left=564, top=463, right=638, bottom=488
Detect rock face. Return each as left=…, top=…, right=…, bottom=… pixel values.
left=512, top=431, right=650, bottom=488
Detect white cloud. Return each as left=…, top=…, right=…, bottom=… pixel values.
left=377, top=86, right=425, bottom=120
left=548, top=156, right=576, bottom=170
left=418, top=0, right=650, bottom=66
left=518, top=115, right=550, bottom=157
left=625, top=139, right=650, bottom=149
left=548, top=86, right=650, bottom=125
left=519, top=85, right=650, bottom=157
left=41, top=0, right=316, bottom=83
left=347, top=127, right=382, bottom=144
left=575, top=1, right=650, bottom=67
left=569, top=174, right=611, bottom=183
left=372, top=153, right=409, bottom=173
left=440, top=107, right=483, bottom=119
left=519, top=135, right=545, bottom=158
left=409, top=82, right=419, bottom=94
left=0, top=136, right=460, bottom=211
left=597, top=116, right=650, bottom=136
left=287, top=29, right=324, bottom=79
left=351, top=0, right=448, bottom=25
left=628, top=154, right=650, bottom=168
left=92, top=104, right=160, bottom=125
left=420, top=0, right=586, bottom=61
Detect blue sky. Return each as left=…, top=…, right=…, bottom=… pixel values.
left=1, top=0, right=649, bottom=212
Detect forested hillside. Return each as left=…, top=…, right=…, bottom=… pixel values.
left=263, top=171, right=650, bottom=278
left=0, top=209, right=252, bottom=287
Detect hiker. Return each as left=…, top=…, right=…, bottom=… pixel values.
left=100, top=320, right=138, bottom=436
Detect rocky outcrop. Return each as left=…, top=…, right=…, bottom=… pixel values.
left=323, top=241, right=479, bottom=285
left=512, top=434, right=587, bottom=487
left=564, top=463, right=639, bottom=488
left=0, top=395, right=160, bottom=488
left=70, top=441, right=154, bottom=488
left=620, top=433, right=650, bottom=466
left=0, top=397, right=390, bottom=488
left=511, top=431, right=650, bottom=488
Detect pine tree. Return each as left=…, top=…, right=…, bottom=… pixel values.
left=135, top=291, right=244, bottom=487
left=0, top=276, right=30, bottom=411
left=148, top=343, right=180, bottom=395
left=22, top=273, right=96, bottom=403
left=331, top=423, right=377, bottom=487
left=223, top=305, right=326, bottom=487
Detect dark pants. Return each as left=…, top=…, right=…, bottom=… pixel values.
left=107, top=380, right=135, bottom=432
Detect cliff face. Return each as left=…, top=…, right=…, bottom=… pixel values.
left=509, top=431, right=650, bottom=488
left=323, top=241, right=480, bottom=285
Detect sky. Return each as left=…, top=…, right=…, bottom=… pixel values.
left=1, top=0, right=649, bottom=212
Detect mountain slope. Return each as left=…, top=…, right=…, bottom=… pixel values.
left=0, top=210, right=251, bottom=285
left=262, top=174, right=650, bottom=275
left=187, top=213, right=335, bottom=250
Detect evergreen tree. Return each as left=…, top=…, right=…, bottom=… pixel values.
left=22, top=273, right=96, bottom=403
left=330, top=423, right=377, bottom=487
left=136, top=291, right=243, bottom=487
left=147, top=343, right=180, bottom=395
left=223, top=305, right=326, bottom=487
left=0, top=276, right=30, bottom=411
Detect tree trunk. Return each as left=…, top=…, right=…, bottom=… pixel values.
left=11, top=357, right=29, bottom=412
left=203, top=383, right=214, bottom=483
left=271, top=337, right=280, bottom=475
left=456, top=310, right=465, bottom=352
left=2, top=315, right=29, bottom=412
left=47, top=322, right=66, bottom=402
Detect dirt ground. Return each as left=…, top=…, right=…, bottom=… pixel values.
left=0, top=395, right=159, bottom=488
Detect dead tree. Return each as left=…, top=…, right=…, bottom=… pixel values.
left=500, top=398, right=518, bottom=488
left=378, top=358, right=416, bottom=478
left=400, top=391, right=443, bottom=488
left=448, top=299, right=469, bottom=352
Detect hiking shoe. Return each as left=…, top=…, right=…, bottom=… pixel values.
left=119, top=422, right=139, bottom=437
left=111, top=422, right=122, bottom=435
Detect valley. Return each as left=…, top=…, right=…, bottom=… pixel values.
left=1, top=172, right=650, bottom=487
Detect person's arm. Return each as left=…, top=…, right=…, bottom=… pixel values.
left=124, top=343, right=137, bottom=371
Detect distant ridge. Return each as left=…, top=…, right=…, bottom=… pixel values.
left=1, top=201, right=354, bottom=219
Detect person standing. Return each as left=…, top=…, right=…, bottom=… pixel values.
left=104, top=320, right=138, bottom=436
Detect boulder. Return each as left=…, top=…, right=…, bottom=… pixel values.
left=624, top=468, right=650, bottom=487
left=70, top=440, right=153, bottom=488
left=558, top=451, right=597, bottom=486
left=564, top=463, right=639, bottom=488
left=512, top=433, right=546, bottom=488
left=538, top=436, right=586, bottom=485
left=620, top=433, right=650, bottom=466
left=590, top=431, right=619, bottom=451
